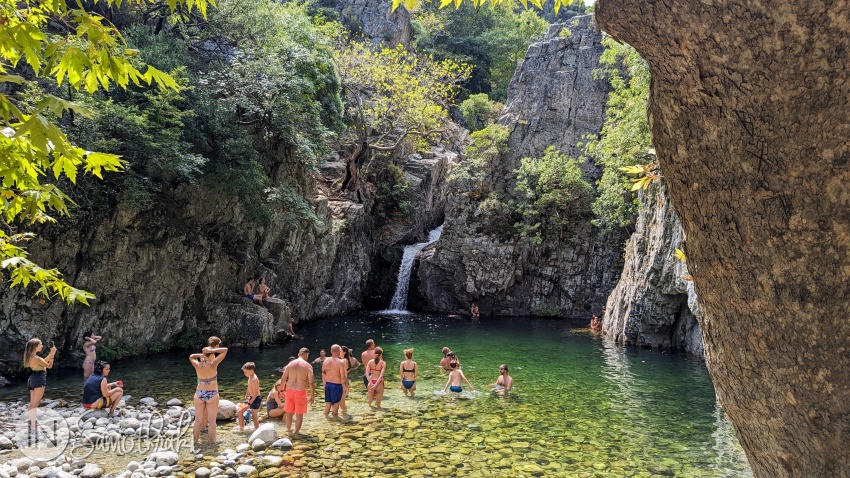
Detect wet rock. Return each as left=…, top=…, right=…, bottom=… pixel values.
left=269, top=438, right=291, bottom=449
left=139, top=398, right=157, bottom=406
left=166, top=399, right=183, bottom=407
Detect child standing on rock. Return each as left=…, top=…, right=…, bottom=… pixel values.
left=236, top=362, right=261, bottom=431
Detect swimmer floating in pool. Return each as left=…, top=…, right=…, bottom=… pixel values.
left=443, top=360, right=474, bottom=393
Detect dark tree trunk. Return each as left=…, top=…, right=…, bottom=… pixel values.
left=595, top=2, right=850, bottom=477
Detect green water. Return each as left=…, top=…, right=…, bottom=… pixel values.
left=0, top=313, right=752, bottom=477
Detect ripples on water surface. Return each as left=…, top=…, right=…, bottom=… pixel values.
left=0, top=313, right=752, bottom=476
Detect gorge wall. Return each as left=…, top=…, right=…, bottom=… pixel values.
left=415, top=16, right=626, bottom=317
left=603, top=179, right=704, bottom=357
left=0, top=139, right=452, bottom=378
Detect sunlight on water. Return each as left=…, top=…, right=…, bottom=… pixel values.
left=0, top=313, right=752, bottom=476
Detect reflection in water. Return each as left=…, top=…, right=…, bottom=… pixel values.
left=0, top=313, right=752, bottom=476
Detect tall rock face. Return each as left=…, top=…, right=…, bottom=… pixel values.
left=0, top=139, right=451, bottom=377
left=603, top=179, right=704, bottom=357
left=317, top=0, right=411, bottom=48
left=416, top=17, right=625, bottom=317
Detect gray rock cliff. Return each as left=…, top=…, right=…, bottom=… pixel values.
left=603, top=179, right=704, bottom=357
left=318, top=0, right=412, bottom=47
left=0, top=139, right=451, bottom=378
left=415, top=16, right=625, bottom=317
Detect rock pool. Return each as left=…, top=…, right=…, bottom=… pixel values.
left=0, top=314, right=752, bottom=477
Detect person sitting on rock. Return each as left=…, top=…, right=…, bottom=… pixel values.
left=256, top=277, right=271, bottom=301
left=82, top=361, right=123, bottom=417
left=470, top=302, right=480, bottom=319
left=243, top=278, right=265, bottom=307
left=266, top=379, right=285, bottom=421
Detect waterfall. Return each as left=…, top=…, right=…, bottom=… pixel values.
left=384, top=225, right=444, bottom=313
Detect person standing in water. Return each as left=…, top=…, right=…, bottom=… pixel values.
left=399, top=348, right=418, bottom=397
left=339, top=346, right=357, bottom=415
left=365, top=347, right=386, bottom=408
left=361, top=339, right=376, bottom=388
left=492, top=364, right=513, bottom=391
left=470, top=302, right=480, bottom=319
left=190, top=336, right=228, bottom=445
left=322, top=345, right=347, bottom=420
left=23, top=338, right=56, bottom=428
left=443, top=360, right=474, bottom=394
left=82, top=331, right=102, bottom=379
left=281, top=348, right=315, bottom=436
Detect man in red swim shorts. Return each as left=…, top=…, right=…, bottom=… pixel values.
left=281, top=347, right=314, bottom=436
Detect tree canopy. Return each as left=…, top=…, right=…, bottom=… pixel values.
left=0, top=0, right=211, bottom=303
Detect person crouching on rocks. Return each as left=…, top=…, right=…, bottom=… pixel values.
left=266, top=379, right=285, bottom=420
left=82, top=361, right=124, bottom=417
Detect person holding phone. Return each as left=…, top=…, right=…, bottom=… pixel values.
left=23, top=338, right=56, bottom=427
left=82, top=361, right=124, bottom=417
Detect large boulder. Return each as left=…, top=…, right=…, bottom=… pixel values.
left=216, top=400, right=237, bottom=420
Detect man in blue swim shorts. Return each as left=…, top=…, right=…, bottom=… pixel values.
left=322, top=344, right=348, bottom=419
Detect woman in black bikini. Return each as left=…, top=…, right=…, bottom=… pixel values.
left=399, top=348, right=418, bottom=397
left=365, top=347, right=386, bottom=408
left=190, top=336, right=228, bottom=445
left=23, top=338, right=56, bottom=428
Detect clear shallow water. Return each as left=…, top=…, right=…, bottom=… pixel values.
left=0, top=313, right=752, bottom=476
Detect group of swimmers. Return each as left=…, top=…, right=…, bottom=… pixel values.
left=188, top=337, right=514, bottom=446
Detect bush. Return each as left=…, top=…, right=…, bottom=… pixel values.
left=460, top=93, right=498, bottom=131
left=450, top=123, right=511, bottom=200
left=514, top=146, right=593, bottom=242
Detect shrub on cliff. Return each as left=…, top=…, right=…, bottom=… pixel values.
left=583, top=39, right=652, bottom=234
left=514, top=146, right=592, bottom=242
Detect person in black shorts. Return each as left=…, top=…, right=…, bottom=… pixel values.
left=237, top=362, right=261, bottom=431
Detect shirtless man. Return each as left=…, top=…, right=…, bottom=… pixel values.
left=361, top=339, right=376, bottom=388
left=322, top=344, right=348, bottom=419
left=243, top=278, right=264, bottom=306
left=281, top=348, right=314, bottom=435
